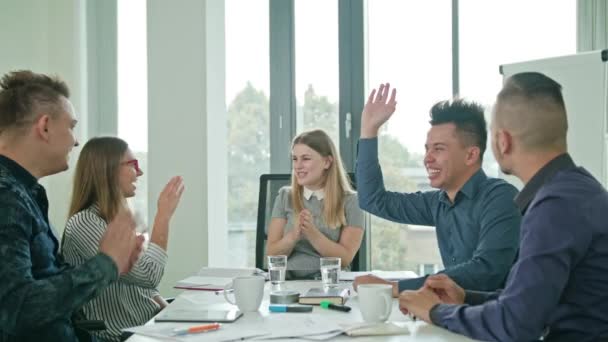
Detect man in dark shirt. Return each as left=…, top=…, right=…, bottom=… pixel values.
left=399, top=72, right=608, bottom=341
left=354, top=84, right=521, bottom=294
left=0, top=70, right=144, bottom=342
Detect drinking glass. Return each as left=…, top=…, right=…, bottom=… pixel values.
left=320, top=257, right=341, bottom=287
left=267, top=255, right=287, bottom=285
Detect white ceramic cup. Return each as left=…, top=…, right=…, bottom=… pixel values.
left=224, top=276, right=265, bottom=312
left=357, top=284, right=393, bottom=323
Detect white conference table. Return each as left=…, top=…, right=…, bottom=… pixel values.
left=127, top=281, right=478, bottom=341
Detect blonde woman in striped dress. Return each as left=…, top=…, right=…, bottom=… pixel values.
left=61, top=137, right=184, bottom=342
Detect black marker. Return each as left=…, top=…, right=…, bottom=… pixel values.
left=320, top=301, right=351, bottom=312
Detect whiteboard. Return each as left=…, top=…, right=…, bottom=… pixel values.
left=500, top=50, right=608, bottom=187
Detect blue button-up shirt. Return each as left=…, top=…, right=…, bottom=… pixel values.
left=356, top=138, right=521, bottom=291
left=0, top=155, right=118, bottom=342
left=430, top=154, right=608, bottom=341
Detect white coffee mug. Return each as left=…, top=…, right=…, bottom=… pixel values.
left=224, top=276, right=265, bottom=312
left=357, top=284, right=393, bottom=323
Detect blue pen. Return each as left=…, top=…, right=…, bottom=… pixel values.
left=269, top=305, right=313, bottom=313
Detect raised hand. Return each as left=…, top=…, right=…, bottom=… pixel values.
left=99, top=209, right=138, bottom=275
left=157, top=176, right=185, bottom=220
left=424, top=274, right=465, bottom=305
left=361, top=83, right=397, bottom=138
left=150, top=176, right=185, bottom=251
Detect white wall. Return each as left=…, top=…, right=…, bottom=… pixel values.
left=0, top=0, right=88, bottom=233
left=147, top=0, right=227, bottom=296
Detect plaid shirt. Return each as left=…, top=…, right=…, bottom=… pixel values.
left=0, top=155, right=118, bottom=342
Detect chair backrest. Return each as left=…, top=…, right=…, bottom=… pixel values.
left=255, top=172, right=369, bottom=271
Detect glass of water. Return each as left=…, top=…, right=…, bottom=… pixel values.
left=267, top=255, right=287, bottom=285
left=320, top=257, right=341, bottom=287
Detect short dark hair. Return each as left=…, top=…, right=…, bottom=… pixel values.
left=498, top=72, right=565, bottom=109
left=496, top=72, right=568, bottom=150
left=0, top=70, right=70, bottom=135
left=429, top=99, right=487, bottom=161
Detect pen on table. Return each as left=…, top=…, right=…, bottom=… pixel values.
left=172, top=323, right=221, bottom=336
left=269, top=305, right=313, bottom=313
left=215, top=288, right=234, bottom=295
left=319, top=301, right=351, bottom=312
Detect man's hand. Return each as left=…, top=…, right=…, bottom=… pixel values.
left=361, top=83, right=397, bottom=138
left=353, top=274, right=399, bottom=297
left=99, top=209, right=139, bottom=275
left=424, top=274, right=465, bottom=305
left=399, top=287, right=441, bottom=324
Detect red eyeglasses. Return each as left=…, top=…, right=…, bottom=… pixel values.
left=122, top=159, right=141, bottom=173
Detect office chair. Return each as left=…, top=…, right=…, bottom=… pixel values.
left=254, top=173, right=369, bottom=272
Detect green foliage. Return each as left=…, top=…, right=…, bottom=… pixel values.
left=300, top=85, right=339, bottom=143
left=227, top=82, right=270, bottom=222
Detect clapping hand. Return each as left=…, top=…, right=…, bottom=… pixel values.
left=299, top=209, right=320, bottom=239
left=99, top=208, right=143, bottom=275
left=156, top=176, right=185, bottom=221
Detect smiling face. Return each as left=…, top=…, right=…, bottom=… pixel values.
left=45, top=96, right=79, bottom=174
left=291, top=143, right=332, bottom=190
left=118, top=149, right=143, bottom=198
left=424, top=123, right=477, bottom=195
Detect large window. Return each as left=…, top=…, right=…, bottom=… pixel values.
left=117, top=0, right=148, bottom=226
left=225, top=0, right=270, bottom=266
left=366, top=0, right=452, bottom=271
left=220, top=0, right=576, bottom=270
left=294, top=0, right=340, bottom=143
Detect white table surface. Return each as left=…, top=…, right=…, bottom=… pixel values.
left=127, top=280, right=478, bottom=341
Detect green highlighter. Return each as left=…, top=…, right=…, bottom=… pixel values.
left=319, top=300, right=351, bottom=312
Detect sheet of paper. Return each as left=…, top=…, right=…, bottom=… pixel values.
left=340, top=321, right=410, bottom=336
left=250, top=315, right=343, bottom=340
left=340, top=270, right=419, bottom=281
left=125, top=323, right=271, bottom=342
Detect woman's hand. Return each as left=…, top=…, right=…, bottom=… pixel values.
left=287, top=220, right=302, bottom=243
left=299, top=209, right=320, bottom=240
left=157, top=176, right=185, bottom=220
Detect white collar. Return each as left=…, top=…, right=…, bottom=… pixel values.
left=303, top=187, right=325, bottom=200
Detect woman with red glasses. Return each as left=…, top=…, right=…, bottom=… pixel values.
left=61, top=136, right=184, bottom=342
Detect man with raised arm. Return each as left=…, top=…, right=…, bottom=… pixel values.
left=354, top=83, right=521, bottom=294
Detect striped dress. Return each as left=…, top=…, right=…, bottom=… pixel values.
left=61, top=206, right=167, bottom=342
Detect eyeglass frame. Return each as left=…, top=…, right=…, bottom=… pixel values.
left=121, top=159, right=142, bottom=173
